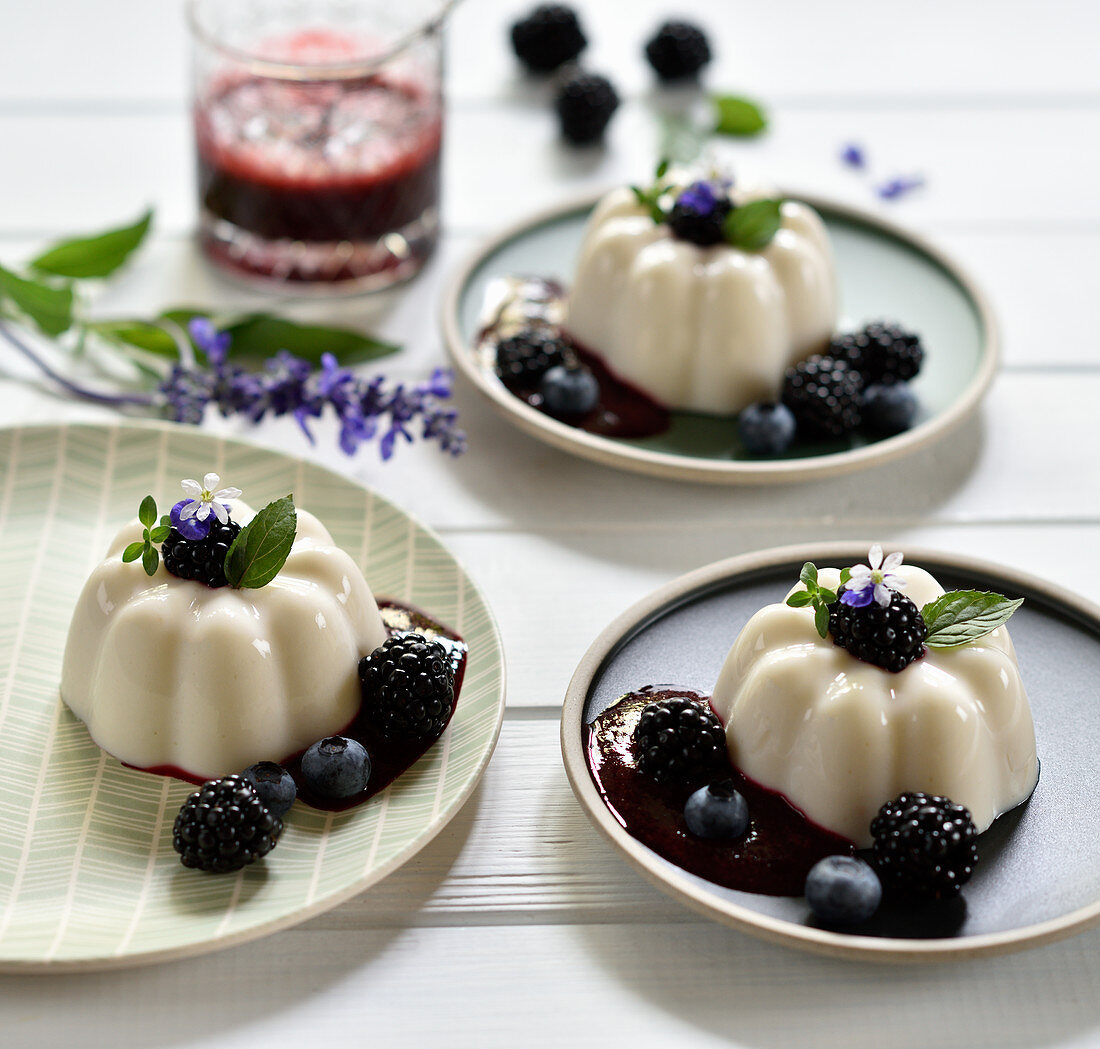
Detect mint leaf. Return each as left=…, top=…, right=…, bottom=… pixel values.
left=29, top=209, right=152, bottom=280
left=922, top=590, right=1023, bottom=648
left=141, top=544, right=159, bottom=576
left=815, top=604, right=829, bottom=639
left=786, top=590, right=813, bottom=608
left=122, top=542, right=145, bottom=563
left=149, top=525, right=170, bottom=543
left=785, top=561, right=836, bottom=638
left=712, top=94, right=768, bottom=137
left=0, top=265, right=74, bottom=336
left=799, top=562, right=818, bottom=588
left=724, top=199, right=784, bottom=251
left=88, top=319, right=180, bottom=359
left=224, top=496, right=297, bottom=589
left=840, top=567, right=852, bottom=584
left=138, top=495, right=157, bottom=528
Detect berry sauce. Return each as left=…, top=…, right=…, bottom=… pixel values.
left=479, top=277, right=671, bottom=440
left=585, top=686, right=855, bottom=896
left=130, top=599, right=466, bottom=812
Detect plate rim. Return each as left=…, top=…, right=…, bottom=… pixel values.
left=441, top=189, right=1001, bottom=486
left=0, top=418, right=508, bottom=975
left=560, top=540, right=1100, bottom=962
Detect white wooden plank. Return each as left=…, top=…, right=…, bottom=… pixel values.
left=3, top=102, right=1100, bottom=237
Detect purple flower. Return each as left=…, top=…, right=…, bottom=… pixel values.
left=840, top=143, right=866, bottom=170
left=841, top=545, right=907, bottom=607
left=876, top=174, right=925, bottom=201
left=676, top=181, right=721, bottom=216
left=170, top=498, right=213, bottom=540
left=188, top=317, right=232, bottom=364
left=155, top=324, right=465, bottom=462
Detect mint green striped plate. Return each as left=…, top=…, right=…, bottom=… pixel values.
left=0, top=422, right=506, bottom=972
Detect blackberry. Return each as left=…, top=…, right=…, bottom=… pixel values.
left=162, top=518, right=240, bottom=588
left=829, top=321, right=925, bottom=383
left=359, top=633, right=455, bottom=741
left=554, top=73, right=620, bottom=144
left=631, top=696, right=727, bottom=785
left=495, top=327, right=571, bottom=389
left=666, top=193, right=732, bottom=247
left=510, top=4, right=586, bottom=73
left=781, top=355, right=863, bottom=438
left=173, top=775, right=281, bottom=873
left=871, top=792, right=979, bottom=900
left=644, top=20, right=712, bottom=81
left=828, top=587, right=927, bottom=673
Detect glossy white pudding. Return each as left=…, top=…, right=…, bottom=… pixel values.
left=711, top=566, right=1039, bottom=847
left=60, top=501, right=388, bottom=780
left=566, top=186, right=837, bottom=415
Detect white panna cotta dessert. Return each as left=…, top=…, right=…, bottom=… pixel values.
left=711, top=548, right=1039, bottom=847
left=61, top=475, right=387, bottom=780
left=566, top=173, right=837, bottom=415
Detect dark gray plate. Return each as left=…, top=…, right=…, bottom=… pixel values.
left=561, top=543, right=1100, bottom=961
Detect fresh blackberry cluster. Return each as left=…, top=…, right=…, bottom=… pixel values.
left=666, top=195, right=732, bottom=247
left=830, top=321, right=924, bottom=384
left=631, top=696, right=727, bottom=785
left=510, top=4, right=587, bottom=73
left=871, top=792, right=979, bottom=900
left=495, top=327, right=573, bottom=389
left=827, top=586, right=927, bottom=672
left=555, top=73, right=620, bottom=144
left=360, top=633, right=456, bottom=741
left=644, top=21, right=712, bottom=80
left=172, top=776, right=282, bottom=873
left=781, top=355, right=864, bottom=439
left=162, top=518, right=240, bottom=588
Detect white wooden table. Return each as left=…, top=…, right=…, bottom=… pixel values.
left=2, top=1, right=1100, bottom=1045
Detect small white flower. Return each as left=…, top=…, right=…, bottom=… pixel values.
left=178, top=472, right=241, bottom=524
left=842, top=544, right=907, bottom=608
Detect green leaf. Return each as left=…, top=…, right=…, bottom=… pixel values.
left=149, top=525, right=170, bottom=544
left=818, top=587, right=838, bottom=605
left=228, top=315, right=399, bottom=366
left=799, top=562, right=818, bottom=588
left=224, top=496, right=297, bottom=590
left=840, top=567, right=852, bottom=584
left=0, top=265, right=74, bottom=336
left=786, top=590, right=813, bottom=608
left=141, top=544, right=159, bottom=576
left=87, top=319, right=181, bottom=359
left=922, top=590, right=1024, bottom=649
left=655, top=158, right=670, bottom=179
left=814, top=604, right=830, bottom=639
left=122, top=542, right=145, bottom=563
left=29, top=209, right=152, bottom=280
left=138, top=495, right=157, bottom=528
left=712, top=94, right=768, bottom=137
left=724, top=199, right=784, bottom=251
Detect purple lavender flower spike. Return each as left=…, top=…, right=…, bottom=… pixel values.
left=170, top=499, right=212, bottom=540
left=188, top=317, right=232, bottom=363
left=840, top=143, right=866, bottom=170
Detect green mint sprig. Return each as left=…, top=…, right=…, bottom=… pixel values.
left=712, top=94, right=769, bottom=137
left=921, top=591, right=1023, bottom=648
left=785, top=562, right=837, bottom=639
left=630, top=158, right=673, bottom=223
left=724, top=199, right=784, bottom=251
left=122, top=495, right=171, bottom=576
left=224, top=497, right=297, bottom=590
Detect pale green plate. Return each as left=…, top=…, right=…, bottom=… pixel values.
left=0, top=422, right=506, bottom=972
left=442, top=192, right=998, bottom=485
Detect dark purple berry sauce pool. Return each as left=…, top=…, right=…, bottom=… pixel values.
left=131, top=599, right=466, bottom=812
left=585, top=686, right=855, bottom=896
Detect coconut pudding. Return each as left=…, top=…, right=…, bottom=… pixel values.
left=712, top=549, right=1039, bottom=847
left=565, top=173, right=837, bottom=415
left=61, top=476, right=388, bottom=781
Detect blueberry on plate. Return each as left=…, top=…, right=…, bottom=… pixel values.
left=737, top=401, right=796, bottom=455
left=301, top=736, right=371, bottom=800
left=862, top=382, right=918, bottom=435
left=805, top=855, right=882, bottom=926
left=540, top=363, right=599, bottom=416
left=241, top=760, right=297, bottom=818
left=683, top=780, right=750, bottom=839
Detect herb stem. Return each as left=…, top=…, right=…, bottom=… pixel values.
left=0, top=319, right=156, bottom=408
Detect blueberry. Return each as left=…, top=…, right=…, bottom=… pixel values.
left=540, top=364, right=599, bottom=416
left=683, top=780, right=750, bottom=839
left=241, top=761, right=297, bottom=818
left=805, top=855, right=882, bottom=926
left=301, top=736, right=371, bottom=799
left=737, top=402, right=796, bottom=455
left=862, top=382, right=918, bottom=435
